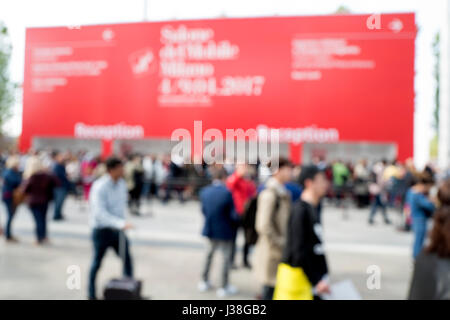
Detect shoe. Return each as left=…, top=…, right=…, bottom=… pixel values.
left=385, top=220, right=392, bottom=225
left=368, top=220, right=374, bottom=225
left=34, top=238, right=51, bottom=246
left=197, top=281, right=213, bottom=292
left=243, top=262, right=252, bottom=269
left=53, top=216, right=65, bottom=222
left=6, top=237, right=19, bottom=243
left=33, top=240, right=44, bottom=246
left=216, top=285, right=238, bottom=298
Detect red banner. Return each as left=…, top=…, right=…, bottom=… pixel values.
left=21, top=13, right=416, bottom=160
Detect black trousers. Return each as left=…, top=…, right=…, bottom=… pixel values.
left=230, top=223, right=251, bottom=266
left=88, top=228, right=133, bottom=299
left=262, top=286, right=275, bottom=300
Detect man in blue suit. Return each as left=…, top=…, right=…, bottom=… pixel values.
left=198, top=167, right=239, bottom=298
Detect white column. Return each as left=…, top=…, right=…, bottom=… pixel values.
left=143, top=0, right=149, bottom=21
left=439, top=0, right=450, bottom=169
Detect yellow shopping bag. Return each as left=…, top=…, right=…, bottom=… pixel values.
left=273, top=263, right=313, bottom=300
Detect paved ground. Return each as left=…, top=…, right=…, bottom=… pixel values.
left=0, top=197, right=415, bottom=300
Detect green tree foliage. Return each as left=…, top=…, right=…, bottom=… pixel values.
left=432, top=32, right=440, bottom=133
left=0, top=22, right=15, bottom=135
left=334, top=6, right=351, bottom=15
left=430, top=32, right=440, bottom=159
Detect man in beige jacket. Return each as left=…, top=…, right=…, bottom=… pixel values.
left=253, top=158, right=293, bottom=300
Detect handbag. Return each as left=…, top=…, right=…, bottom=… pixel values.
left=273, top=263, right=313, bottom=300
left=12, top=187, right=26, bottom=209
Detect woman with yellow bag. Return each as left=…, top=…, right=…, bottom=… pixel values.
left=274, top=165, right=331, bottom=300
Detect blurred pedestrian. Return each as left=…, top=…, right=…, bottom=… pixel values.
left=198, top=167, right=239, bottom=297
left=253, top=158, right=293, bottom=300
left=51, top=151, right=72, bottom=221
left=383, top=160, right=400, bottom=207
left=368, top=160, right=391, bottom=225
left=124, top=154, right=145, bottom=216
left=142, top=154, right=155, bottom=199
left=353, top=159, right=370, bottom=208
left=1, top=155, right=23, bottom=242
left=163, top=154, right=186, bottom=203
left=23, top=150, right=41, bottom=180
left=153, top=155, right=168, bottom=200
left=226, top=163, right=257, bottom=268
left=405, top=172, right=436, bottom=259
left=66, top=154, right=82, bottom=196
left=92, top=157, right=106, bottom=179
left=81, top=153, right=98, bottom=201
left=274, top=165, right=330, bottom=300
left=88, top=157, right=134, bottom=300
left=408, top=179, right=450, bottom=299
left=331, top=159, right=350, bottom=208
left=398, top=159, right=418, bottom=231
left=23, top=158, right=59, bottom=245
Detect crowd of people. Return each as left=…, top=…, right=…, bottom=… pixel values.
left=0, top=148, right=450, bottom=300
left=197, top=157, right=450, bottom=300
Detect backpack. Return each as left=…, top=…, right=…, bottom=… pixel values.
left=242, top=190, right=281, bottom=245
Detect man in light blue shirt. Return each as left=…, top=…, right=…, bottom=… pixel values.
left=88, top=157, right=134, bottom=300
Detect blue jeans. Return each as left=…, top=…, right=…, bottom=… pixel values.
left=30, top=204, right=48, bottom=242
left=412, top=217, right=427, bottom=259
left=3, top=198, right=16, bottom=239
left=88, top=228, right=133, bottom=299
left=369, top=194, right=389, bottom=222
left=53, top=187, right=67, bottom=220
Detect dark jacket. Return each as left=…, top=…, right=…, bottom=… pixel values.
left=53, top=162, right=72, bottom=190
left=281, top=199, right=329, bottom=286
left=199, top=181, right=238, bottom=241
left=408, top=251, right=450, bottom=300
left=2, top=168, right=22, bottom=201
left=24, top=172, right=60, bottom=206
left=285, top=182, right=303, bottom=202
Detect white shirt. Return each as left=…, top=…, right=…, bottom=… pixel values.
left=89, top=174, right=128, bottom=230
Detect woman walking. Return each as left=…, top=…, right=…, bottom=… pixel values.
left=23, top=159, right=59, bottom=245
left=408, top=179, right=450, bottom=299
left=1, top=155, right=23, bottom=242
left=405, top=172, right=436, bottom=259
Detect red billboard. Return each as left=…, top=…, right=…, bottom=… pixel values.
left=21, top=13, right=416, bottom=162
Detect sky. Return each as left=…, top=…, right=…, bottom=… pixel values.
left=0, top=0, right=447, bottom=168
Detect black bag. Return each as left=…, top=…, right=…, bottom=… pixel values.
left=103, top=231, right=143, bottom=300
left=104, top=278, right=142, bottom=300
left=242, top=191, right=280, bottom=245
left=242, top=197, right=258, bottom=245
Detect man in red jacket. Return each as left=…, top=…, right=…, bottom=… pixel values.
left=226, top=163, right=257, bottom=268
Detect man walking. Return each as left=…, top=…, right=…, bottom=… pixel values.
left=253, top=158, right=293, bottom=300
left=52, top=151, right=72, bottom=221
left=274, top=165, right=330, bottom=300
left=198, top=168, right=239, bottom=298
left=88, top=157, right=134, bottom=300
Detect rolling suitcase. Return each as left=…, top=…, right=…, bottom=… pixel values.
left=103, top=230, right=143, bottom=300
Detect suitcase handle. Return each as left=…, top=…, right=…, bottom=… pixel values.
left=119, top=230, right=127, bottom=264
